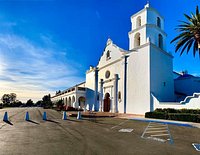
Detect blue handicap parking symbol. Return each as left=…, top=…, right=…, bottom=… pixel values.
left=192, top=143, right=200, bottom=151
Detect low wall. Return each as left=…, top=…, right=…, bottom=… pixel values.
left=152, top=93, right=200, bottom=110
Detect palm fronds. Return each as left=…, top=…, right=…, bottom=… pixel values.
left=171, top=6, right=200, bottom=57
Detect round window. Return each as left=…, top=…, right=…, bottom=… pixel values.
left=105, top=70, right=110, bottom=79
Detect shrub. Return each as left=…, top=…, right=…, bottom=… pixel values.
left=145, top=110, right=200, bottom=123
left=179, top=109, right=200, bottom=114
left=168, top=113, right=200, bottom=123
left=145, top=112, right=166, bottom=119
left=154, top=108, right=200, bottom=114
left=154, top=108, right=165, bottom=113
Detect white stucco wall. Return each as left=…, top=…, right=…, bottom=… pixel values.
left=85, top=69, right=96, bottom=110
left=98, top=61, right=124, bottom=113
left=129, top=5, right=166, bottom=51
left=97, top=41, right=125, bottom=113
left=146, top=26, right=166, bottom=51
left=126, top=44, right=150, bottom=114
left=146, top=7, right=164, bottom=30
left=131, top=9, right=147, bottom=30
left=150, top=44, right=174, bottom=102
left=152, top=93, right=200, bottom=110
left=129, top=27, right=147, bottom=50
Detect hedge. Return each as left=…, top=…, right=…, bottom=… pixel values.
left=154, top=108, right=200, bottom=114
left=145, top=110, right=200, bottom=123
left=145, top=112, right=167, bottom=119
left=168, top=113, right=200, bottom=123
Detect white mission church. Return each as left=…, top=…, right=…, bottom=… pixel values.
left=51, top=3, right=200, bottom=115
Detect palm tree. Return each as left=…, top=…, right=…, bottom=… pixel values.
left=171, top=6, right=200, bottom=57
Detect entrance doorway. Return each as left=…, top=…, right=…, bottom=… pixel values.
left=104, top=93, right=110, bottom=112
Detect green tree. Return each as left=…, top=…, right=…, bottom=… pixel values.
left=56, top=99, right=64, bottom=110
left=1, top=94, right=10, bottom=105
left=42, top=94, right=52, bottom=108
left=10, top=93, right=17, bottom=103
left=171, top=6, right=200, bottom=57
left=26, top=99, right=34, bottom=107
left=1, top=93, right=17, bottom=107
left=36, top=100, right=42, bottom=107
left=13, top=100, right=23, bottom=107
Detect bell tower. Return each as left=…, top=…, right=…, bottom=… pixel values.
left=128, top=3, right=167, bottom=51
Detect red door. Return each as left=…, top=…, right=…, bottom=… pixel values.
left=104, top=93, right=110, bottom=112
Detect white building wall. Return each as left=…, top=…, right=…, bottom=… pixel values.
left=146, top=27, right=166, bottom=51
left=129, top=27, right=146, bottom=50
left=152, top=93, right=200, bottom=109
left=150, top=44, right=174, bottom=102
left=98, top=60, right=124, bottom=113
left=126, top=44, right=150, bottom=114
left=98, top=42, right=124, bottom=68
left=131, top=9, right=147, bottom=30
left=85, top=69, right=97, bottom=110
left=146, top=8, right=164, bottom=30
left=97, top=41, right=125, bottom=113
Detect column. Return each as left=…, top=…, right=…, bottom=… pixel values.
left=74, top=86, right=78, bottom=108
left=94, top=68, right=99, bottom=111
left=123, top=55, right=128, bottom=114
left=113, top=74, right=118, bottom=113
left=99, top=79, right=104, bottom=112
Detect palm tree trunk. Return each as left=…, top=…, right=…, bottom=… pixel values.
left=195, top=33, right=200, bottom=48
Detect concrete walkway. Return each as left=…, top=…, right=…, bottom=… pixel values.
left=116, top=113, right=200, bottom=128
left=67, top=111, right=200, bottom=128
left=131, top=117, right=200, bottom=128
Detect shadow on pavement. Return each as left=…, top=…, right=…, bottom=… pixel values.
left=46, top=119, right=60, bottom=124
left=4, top=120, right=13, bottom=125
left=67, top=119, right=82, bottom=122
left=27, top=120, right=39, bottom=125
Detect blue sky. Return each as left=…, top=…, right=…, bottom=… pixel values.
left=0, top=0, right=200, bottom=102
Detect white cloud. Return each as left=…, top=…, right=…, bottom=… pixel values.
left=0, top=33, right=84, bottom=102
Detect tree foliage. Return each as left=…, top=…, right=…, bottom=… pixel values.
left=42, top=94, right=52, bottom=108
left=1, top=93, right=17, bottom=105
left=55, top=99, right=64, bottom=111
left=171, top=6, right=200, bottom=57
left=1, top=93, right=23, bottom=107
left=26, top=99, right=34, bottom=107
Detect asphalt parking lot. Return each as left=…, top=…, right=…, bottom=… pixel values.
left=0, top=107, right=199, bottom=155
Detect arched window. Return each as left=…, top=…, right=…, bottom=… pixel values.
left=106, top=50, right=111, bottom=60
left=134, top=33, right=140, bottom=47
left=136, top=16, right=141, bottom=28
left=158, top=34, right=163, bottom=49
left=105, top=70, right=110, bottom=79
left=157, top=17, right=161, bottom=28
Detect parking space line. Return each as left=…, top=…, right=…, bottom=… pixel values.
left=141, top=122, right=151, bottom=138
left=149, top=125, right=167, bottom=127
left=145, top=127, right=167, bottom=130
left=151, top=134, right=170, bottom=137
left=145, top=130, right=168, bottom=133
left=111, top=120, right=129, bottom=129
left=166, top=123, right=174, bottom=144
left=141, top=122, right=173, bottom=144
